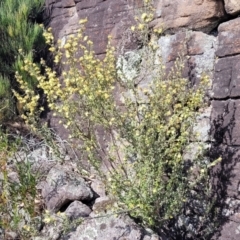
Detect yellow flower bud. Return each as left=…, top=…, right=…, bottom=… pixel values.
left=79, top=18, right=88, bottom=24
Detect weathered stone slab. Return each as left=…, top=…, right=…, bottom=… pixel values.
left=65, top=201, right=92, bottom=219
left=44, top=0, right=142, bottom=55
left=213, top=55, right=240, bottom=99
left=193, top=106, right=212, bottom=142
left=152, top=0, right=226, bottom=33
left=213, top=220, right=240, bottom=240
left=224, top=0, right=240, bottom=15
left=68, top=214, right=160, bottom=240
left=217, top=18, right=240, bottom=57
left=158, top=30, right=216, bottom=84
left=211, top=100, right=240, bottom=146
left=210, top=144, right=240, bottom=239
left=42, top=166, right=94, bottom=212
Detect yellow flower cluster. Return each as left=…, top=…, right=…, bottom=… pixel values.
left=15, top=21, right=117, bottom=134
left=42, top=26, right=54, bottom=44
left=130, top=0, right=158, bottom=47
left=13, top=72, right=39, bottom=127
left=141, top=12, right=153, bottom=23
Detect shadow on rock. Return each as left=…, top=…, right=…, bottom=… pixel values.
left=210, top=100, right=240, bottom=240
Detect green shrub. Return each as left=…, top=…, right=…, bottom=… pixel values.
left=0, top=0, right=45, bottom=122
left=0, top=75, right=13, bottom=121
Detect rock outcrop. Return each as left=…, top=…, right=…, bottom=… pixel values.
left=153, top=0, right=226, bottom=33
left=44, top=0, right=142, bottom=55
left=41, top=0, right=240, bottom=239
left=42, top=166, right=94, bottom=212
left=210, top=17, right=240, bottom=240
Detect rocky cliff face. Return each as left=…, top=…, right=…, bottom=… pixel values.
left=44, top=0, right=143, bottom=55
left=43, top=0, right=240, bottom=239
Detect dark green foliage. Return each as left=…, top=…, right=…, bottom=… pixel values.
left=0, top=0, right=45, bottom=121
left=0, top=75, right=13, bottom=121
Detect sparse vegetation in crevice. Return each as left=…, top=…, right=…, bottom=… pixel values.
left=0, top=131, right=44, bottom=240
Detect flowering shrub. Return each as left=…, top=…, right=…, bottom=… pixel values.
left=13, top=0, right=216, bottom=234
